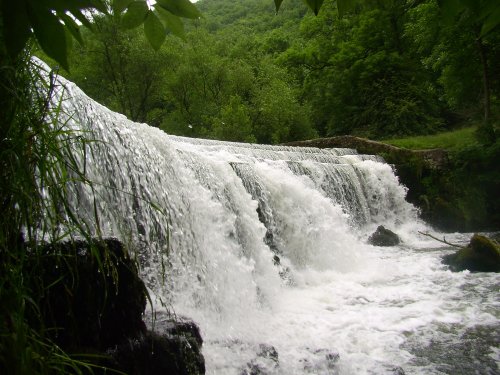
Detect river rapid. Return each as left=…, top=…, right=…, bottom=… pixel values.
left=45, top=59, right=499, bottom=375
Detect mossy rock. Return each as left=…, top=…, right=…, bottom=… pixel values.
left=368, top=226, right=401, bottom=247
left=443, top=234, right=500, bottom=272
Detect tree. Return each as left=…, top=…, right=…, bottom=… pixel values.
left=437, top=0, right=500, bottom=131
left=251, top=59, right=316, bottom=143
left=1, top=0, right=201, bottom=70
left=68, top=16, right=173, bottom=122
left=211, top=96, right=256, bottom=142
left=281, top=1, right=444, bottom=138
left=406, top=0, right=500, bottom=136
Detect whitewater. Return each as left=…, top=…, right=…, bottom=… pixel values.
left=45, top=60, right=499, bottom=374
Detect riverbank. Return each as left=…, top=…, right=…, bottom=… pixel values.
left=284, top=132, right=499, bottom=232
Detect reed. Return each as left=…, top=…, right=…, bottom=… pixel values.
left=0, top=51, right=118, bottom=374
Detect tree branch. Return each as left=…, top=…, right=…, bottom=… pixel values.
left=418, top=231, right=465, bottom=248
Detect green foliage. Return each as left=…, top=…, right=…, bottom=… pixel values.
left=384, top=126, right=478, bottom=150
left=276, top=0, right=360, bottom=17
left=407, top=1, right=500, bottom=113
left=0, top=54, right=111, bottom=374
left=0, top=0, right=200, bottom=71
left=52, top=0, right=498, bottom=142
left=122, top=1, right=149, bottom=29
left=447, top=140, right=500, bottom=229
left=66, top=16, right=173, bottom=123
left=386, top=129, right=500, bottom=230
left=144, top=11, right=167, bottom=50
left=281, top=1, right=445, bottom=138
left=211, top=96, right=256, bottom=142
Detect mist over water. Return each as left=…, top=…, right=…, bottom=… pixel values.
left=49, top=63, right=499, bottom=375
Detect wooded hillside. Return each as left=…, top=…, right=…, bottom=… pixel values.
left=58, top=0, right=499, bottom=143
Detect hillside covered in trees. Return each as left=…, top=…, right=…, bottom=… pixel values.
left=1, top=1, right=499, bottom=373
left=59, top=0, right=499, bottom=144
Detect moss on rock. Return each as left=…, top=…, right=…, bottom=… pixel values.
left=443, top=234, right=500, bottom=272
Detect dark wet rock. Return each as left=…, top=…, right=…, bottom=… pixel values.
left=312, top=348, right=339, bottom=369
left=442, top=234, right=500, bottom=272
left=257, top=344, right=279, bottom=365
left=152, top=315, right=204, bottom=348
left=241, top=363, right=267, bottom=375
left=368, top=225, right=401, bottom=246
left=27, top=238, right=205, bottom=374
left=110, top=329, right=205, bottom=375
left=273, top=255, right=280, bottom=266
left=28, top=238, right=147, bottom=350
left=392, top=366, right=406, bottom=374
left=300, top=347, right=340, bottom=372
left=405, top=324, right=499, bottom=374
left=272, top=254, right=294, bottom=285
left=241, top=344, right=279, bottom=375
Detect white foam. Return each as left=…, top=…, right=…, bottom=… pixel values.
left=41, top=62, right=500, bottom=374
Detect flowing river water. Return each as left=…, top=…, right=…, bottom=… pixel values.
left=45, top=61, right=499, bottom=374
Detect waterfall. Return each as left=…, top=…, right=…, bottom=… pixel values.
left=42, top=61, right=499, bottom=375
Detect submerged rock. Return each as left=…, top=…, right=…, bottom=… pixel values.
left=368, top=225, right=401, bottom=246
left=110, top=328, right=205, bottom=375
left=257, top=343, right=279, bottom=364
left=241, top=343, right=279, bottom=375
left=442, top=234, right=500, bottom=272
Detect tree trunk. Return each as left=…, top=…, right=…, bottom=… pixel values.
left=476, top=37, right=491, bottom=122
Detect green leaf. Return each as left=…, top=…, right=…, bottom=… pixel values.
left=156, top=0, right=201, bottom=19
left=89, top=0, right=108, bottom=13
left=45, top=0, right=106, bottom=14
left=65, top=28, right=74, bottom=59
left=303, top=0, right=324, bottom=16
left=28, top=4, right=69, bottom=70
left=274, top=0, right=284, bottom=13
left=59, top=13, right=84, bottom=45
left=437, top=0, right=465, bottom=24
left=480, top=6, right=500, bottom=37
left=122, top=1, right=149, bottom=28
left=1, top=0, right=32, bottom=59
left=113, top=0, right=134, bottom=14
left=70, top=9, right=93, bottom=29
left=144, top=10, right=166, bottom=50
left=155, top=5, right=185, bottom=39
left=337, top=0, right=357, bottom=18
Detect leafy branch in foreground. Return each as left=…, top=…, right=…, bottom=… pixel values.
left=1, top=0, right=201, bottom=71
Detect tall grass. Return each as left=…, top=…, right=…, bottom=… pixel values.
left=383, top=127, right=479, bottom=151
left=0, top=51, right=116, bottom=374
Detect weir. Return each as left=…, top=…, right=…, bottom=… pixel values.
left=45, top=63, right=499, bottom=375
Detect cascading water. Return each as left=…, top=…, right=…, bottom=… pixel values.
left=44, top=61, right=498, bottom=374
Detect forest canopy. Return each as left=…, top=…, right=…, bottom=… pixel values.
left=25, top=0, right=500, bottom=142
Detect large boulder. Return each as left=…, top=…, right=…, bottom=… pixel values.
left=442, top=234, right=500, bottom=272
left=110, top=327, right=205, bottom=375
left=27, top=238, right=147, bottom=350
left=26, top=238, right=205, bottom=374
left=368, top=226, right=401, bottom=246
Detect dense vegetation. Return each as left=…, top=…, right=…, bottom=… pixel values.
left=1, top=0, right=499, bottom=373
left=57, top=0, right=500, bottom=143
left=383, top=128, right=500, bottom=230
left=55, top=0, right=498, bottom=230
left=0, top=1, right=201, bottom=373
